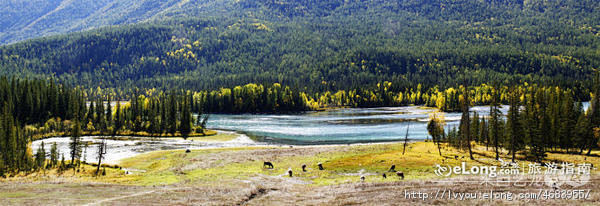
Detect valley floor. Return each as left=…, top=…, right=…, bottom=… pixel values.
left=2, top=142, right=599, bottom=205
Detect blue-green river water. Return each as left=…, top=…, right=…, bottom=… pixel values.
left=206, top=106, right=495, bottom=144
left=207, top=102, right=589, bottom=145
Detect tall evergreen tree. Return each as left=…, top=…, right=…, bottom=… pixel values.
left=180, top=95, right=192, bottom=140
left=507, top=89, right=522, bottom=162
left=428, top=112, right=445, bottom=156
left=489, top=88, right=502, bottom=160
left=479, top=117, right=488, bottom=150
left=459, top=89, right=474, bottom=160
left=114, top=102, right=123, bottom=134
left=558, top=92, right=576, bottom=152
left=35, top=141, right=46, bottom=170
left=590, top=71, right=600, bottom=127
left=106, top=96, right=113, bottom=133
left=160, top=94, right=168, bottom=135
left=50, top=142, right=58, bottom=168
left=168, top=94, right=178, bottom=135
left=96, top=139, right=106, bottom=176
left=70, top=119, right=82, bottom=167
left=471, top=111, right=480, bottom=143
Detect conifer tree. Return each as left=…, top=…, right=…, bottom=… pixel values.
left=50, top=142, right=58, bottom=168
left=507, top=89, right=522, bottom=162
left=479, top=117, right=488, bottom=150
left=96, top=139, right=106, bottom=176
left=160, top=95, right=168, bottom=135
left=489, top=88, right=502, bottom=160
left=459, top=89, right=474, bottom=160
left=87, top=102, right=95, bottom=126
left=60, top=154, right=65, bottom=171
left=106, top=96, right=113, bottom=132
left=95, top=98, right=105, bottom=132
left=558, top=91, right=576, bottom=152
left=428, top=112, right=445, bottom=156
left=70, top=119, right=82, bottom=168
left=114, top=103, right=123, bottom=134
left=35, top=142, right=46, bottom=170
left=180, top=95, right=192, bottom=139
left=168, top=94, right=178, bottom=135
left=590, top=71, right=600, bottom=127
left=471, top=111, right=480, bottom=143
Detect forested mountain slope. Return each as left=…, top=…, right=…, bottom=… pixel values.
left=0, top=0, right=599, bottom=97
left=0, top=0, right=226, bottom=44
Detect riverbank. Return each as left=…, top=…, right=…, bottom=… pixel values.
left=30, top=130, right=261, bottom=165
left=31, top=129, right=218, bottom=141
left=3, top=141, right=600, bottom=205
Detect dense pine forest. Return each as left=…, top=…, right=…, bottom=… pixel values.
left=441, top=78, right=600, bottom=162
left=3, top=77, right=600, bottom=176
left=0, top=78, right=204, bottom=176
left=1, top=0, right=599, bottom=102
left=2, top=0, right=600, bottom=176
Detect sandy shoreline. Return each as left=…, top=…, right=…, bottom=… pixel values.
left=32, top=129, right=426, bottom=165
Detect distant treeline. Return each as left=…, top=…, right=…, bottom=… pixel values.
left=189, top=82, right=589, bottom=113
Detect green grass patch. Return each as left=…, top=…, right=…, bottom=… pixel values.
left=181, top=142, right=477, bottom=186
left=0, top=192, right=33, bottom=198
left=7, top=141, right=600, bottom=187
left=187, top=132, right=238, bottom=142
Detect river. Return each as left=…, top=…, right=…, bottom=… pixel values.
left=206, top=105, right=510, bottom=145
left=32, top=102, right=589, bottom=164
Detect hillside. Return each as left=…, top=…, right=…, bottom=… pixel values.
left=0, top=0, right=599, bottom=96
left=0, top=0, right=221, bottom=44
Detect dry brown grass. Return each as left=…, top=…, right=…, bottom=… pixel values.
left=2, top=142, right=600, bottom=205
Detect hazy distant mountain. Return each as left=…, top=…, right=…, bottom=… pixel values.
left=0, top=0, right=229, bottom=44
left=2, top=0, right=598, bottom=45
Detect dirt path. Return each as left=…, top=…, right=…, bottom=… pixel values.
left=83, top=189, right=156, bottom=206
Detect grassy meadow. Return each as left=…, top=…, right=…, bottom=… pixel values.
left=2, top=140, right=600, bottom=205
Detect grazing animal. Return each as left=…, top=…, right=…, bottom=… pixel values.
left=397, top=171, right=404, bottom=180
left=263, top=161, right=274, bottom=169
left=185, top=149, right=191, bottom=153
left=288, top=168, right=293, bottom=177
left=552, top=182, right=559, bottom=190
left=360, top=175, right=365, bottom=182
left=302, top=164, right=307, bottom=172
left=382, top=173, right=387, bottom=179
left=318, top=162, right=324, bottom=170
left=388, top=165, right=396, bottom=172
